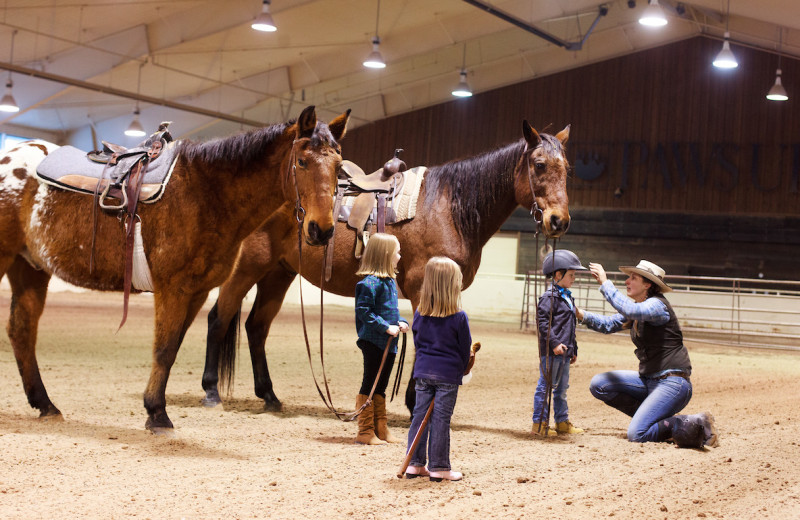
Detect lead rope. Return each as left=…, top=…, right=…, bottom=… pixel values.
left=291, top=148, right=402, bottom=421
left=524, top=141, right=559, bottom=436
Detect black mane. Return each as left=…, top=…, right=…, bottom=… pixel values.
left=176, top=120, right=340, bottom=171
left=423, top=140, right=526, bottom=240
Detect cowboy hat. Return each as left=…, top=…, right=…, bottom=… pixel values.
left=619, top=260, right=672, bottom=293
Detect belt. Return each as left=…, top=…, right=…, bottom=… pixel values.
left=652, top=371, right=690, bottom=381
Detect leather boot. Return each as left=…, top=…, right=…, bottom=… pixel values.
left=373, top=394, right=401, bottom=443
left=355, top=394, right=386, bottom=445
left=556, top=420, right=584, bottom=434
left=678, top=412, right=719, bottom=447
left=531, top=422, right=557, bottom=437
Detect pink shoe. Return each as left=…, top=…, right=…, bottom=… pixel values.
left=429, top=470, right=462, bottom=482
left=404, top=465, right=430, bottom=479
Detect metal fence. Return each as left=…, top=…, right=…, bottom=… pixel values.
left=521, top=271, right=800, bottom=351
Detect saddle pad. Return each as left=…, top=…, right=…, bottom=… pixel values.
left=34, top=142, right=179, bottom=203
left=338, top=166, right=426, bottom=225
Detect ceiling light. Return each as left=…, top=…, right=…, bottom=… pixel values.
left=363, top=37, right=386, bottom=69
left=639, top=0, right=667, bottom=27
left=766, top=69, right=788, bottom=101
left=252, top=0, right=277, bottom=32
left=713, top=32, right=738, bottom=69
left=1, top=30, right=20, bottom=113
left=451, top=71, right=472, bottom=97
left=363, top=0, right=386, bottom=69
left=766, top=28, right=788, bottom=101
left=125, top=108, right=146, bottom=137
left=0, top=81, right=19, bottom=113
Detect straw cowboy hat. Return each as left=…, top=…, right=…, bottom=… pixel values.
left=619, top=260, right=672, bottom=293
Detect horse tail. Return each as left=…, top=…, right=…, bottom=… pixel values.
left=217, top=307, right=241, bottom=396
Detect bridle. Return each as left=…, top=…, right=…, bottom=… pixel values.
left=522, top=142, right=544, bottom=233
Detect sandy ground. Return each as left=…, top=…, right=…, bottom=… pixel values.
left=0, top=289, right=799, bottom=519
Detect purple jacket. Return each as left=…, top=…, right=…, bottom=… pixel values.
left=411, top=310, right=472, bottom=385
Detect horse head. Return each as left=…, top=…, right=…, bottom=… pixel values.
left=516, top=121, right=571, bottom=238
left=285, top=106, right=351, bottom=246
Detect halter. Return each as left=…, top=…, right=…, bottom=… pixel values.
left=522, top=143, right=544, bottom=235
left=288, top=138, right=308, bottom=225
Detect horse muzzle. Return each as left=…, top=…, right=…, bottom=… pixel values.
left=543, top=212, right=570, bottom=238
left=305, top=220, right=335, bottom=246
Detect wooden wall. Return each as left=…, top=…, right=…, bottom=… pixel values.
left=341, top=36, right=800, bottom=279
left=343, top=36, right=799, bottom=217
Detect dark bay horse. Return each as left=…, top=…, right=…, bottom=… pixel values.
left=201, top=121, right=571, bottom=412
left=0, top=105, right=349, bottom=431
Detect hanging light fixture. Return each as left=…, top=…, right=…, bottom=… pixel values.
left=125, top=62, right=147, bottom=137
left=0, top=30, right=20, bottom=113
left=713, top=1, right=738, bottom=69
left=124, top=108, right=146, bottom=137
left=451, top=45, right=472, bottom=98
left=766, top=28, right=788, bottom=101
left=363, top=0, right=386, bottom=69
left=252, top=0, right=277, bottom=32
left=639, top=0, right=667, bottom=27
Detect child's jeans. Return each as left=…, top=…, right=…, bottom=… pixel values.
left=406, top=378, right=459, bottom=472
left=532, top=355, right=570, bottom=424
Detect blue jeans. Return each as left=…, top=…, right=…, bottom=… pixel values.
left=406, top=378, right=459, bottom=472
left=532, top=355, right=571, bottom=424
left=590, top=370, right=692, bottom=443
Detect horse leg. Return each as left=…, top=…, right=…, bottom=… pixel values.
left=145, top=290, right=209, bottom=432
left=245, top=265, right=297, bottom=411
left=4, top=256, right=59, bottom=418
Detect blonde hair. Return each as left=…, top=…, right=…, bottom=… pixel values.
left=355, top=233, right=400, bottom=278
left=417, top=256, right=463, bottom=317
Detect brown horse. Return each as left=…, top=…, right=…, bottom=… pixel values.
left=0, top=105, right=349, bottom=431
left=201, top=121, right=571, bottom=412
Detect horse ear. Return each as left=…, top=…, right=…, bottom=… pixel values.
left=555, top=124, right=570, bottom=145
left=328, top=109, right=351, bottom=142
left=522, top=120, right=541, bottom=147
left=296, top=105, right=317, bottom=138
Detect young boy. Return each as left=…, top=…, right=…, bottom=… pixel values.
left=532, top=249, right=587, bottom=437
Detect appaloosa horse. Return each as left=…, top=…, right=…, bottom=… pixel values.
left=0, top=105, right=349, bottom=431
left=201, top=121, right=571, bottom=413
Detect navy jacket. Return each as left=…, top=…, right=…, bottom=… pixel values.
left=537, top=285, right=578, bottom=358
left=411, top=310, right=472, bottom=385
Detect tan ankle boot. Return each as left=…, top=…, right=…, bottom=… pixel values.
left=532, top=421, right=557, bottom=437
left=355, top=394, right=386, bottom=445
left=373, top=394, right=401, bottom=443
left=555, top=420, right=584, bottom=434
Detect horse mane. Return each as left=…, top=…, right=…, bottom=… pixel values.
left=423, top=133, right=564, bottom=240
left=176, top=120, right=340, bottom=171
left=423, top=139, right=525, bottom=240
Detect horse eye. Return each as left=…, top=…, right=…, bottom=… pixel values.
left=297, top=158, right=307, bottom=168
left=534, top=161, right=546, bottom=171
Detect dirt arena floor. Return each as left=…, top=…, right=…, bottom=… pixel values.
left=0, top=289, right=799, bottom=519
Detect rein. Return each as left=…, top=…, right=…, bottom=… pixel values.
left=290, top=145, right=405, bottom=421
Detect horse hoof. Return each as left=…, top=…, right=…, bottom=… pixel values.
left=39, top=412, right=64, bottom=422
left=38, top=404, right=63, bottom=419
left=145, top=413, right=174, bottom=431
left=149, top=427, right=176, bottom=438
left=263, top=400, right=283, bottom=412
left=201, top=395, right=222, bottom=408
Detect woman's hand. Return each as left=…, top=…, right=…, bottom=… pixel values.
left=575, top=307, right=584, bottom=321
left=398, top=322, right=409, bottom=333
left=387, top=324, right=400, bottom=336
left=589, top=262, right=607, bottom=284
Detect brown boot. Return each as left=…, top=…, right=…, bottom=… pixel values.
left=355, top=394, right=386, bottom=445
left=373, top=394, right=401, bottom=443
